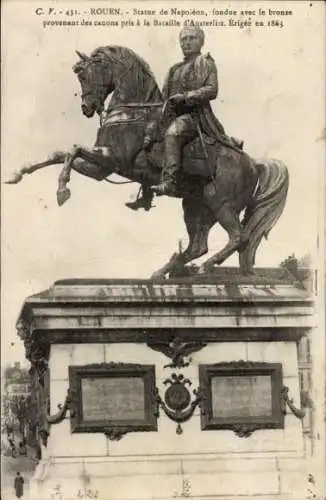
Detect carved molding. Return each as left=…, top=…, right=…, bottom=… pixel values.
left=232, top=424, right=261, bottom=438
left=156, top=373, right=200, bottom=434
left=46, top=388, right=76, bottom=424
left=281, top=386, right=306, bottom=419
left=147, top=337, right=207, bottom=368
left=231, top=422, right=280, bottom=438
left=204, top=360, right=265, bottom=369
left=17, top=315, right=50, bottom=380
left=17, top=313, right=51, bottom=453
left=39, top=327, right=307, bottom=344
left=103, top=428, right=131, bottom=441
left=38, top=387, right=77, bottom=447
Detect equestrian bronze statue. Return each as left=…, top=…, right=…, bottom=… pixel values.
left=6, top=27, right=289, bottom=279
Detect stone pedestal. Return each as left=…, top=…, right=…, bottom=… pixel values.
left=17, top=271, right=315, bottom=500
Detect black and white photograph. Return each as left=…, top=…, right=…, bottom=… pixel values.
left=1, top=1, right=325, bottom=499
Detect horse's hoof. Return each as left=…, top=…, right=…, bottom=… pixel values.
left=197, top=264, right=214, bottom=276
left=151, top=271, right=167, bottom=279
left=57, top=188, right=71, bottom=206
left=4, top=171, right=23, bottom=184
left=197, top=265, right=208, bottom=275
left=242, top=269, right=255, bottom=276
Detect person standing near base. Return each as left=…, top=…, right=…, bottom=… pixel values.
left=14, top=472, right=24, bottom=499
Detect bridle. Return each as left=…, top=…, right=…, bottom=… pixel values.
left=76, top=54, right=168, bottom=184
left=78, top=53, right=167, bottom=125
left=77, top=58, right=113, bottom=120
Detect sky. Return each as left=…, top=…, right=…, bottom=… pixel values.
left=1, top=0, right=325, bottom=367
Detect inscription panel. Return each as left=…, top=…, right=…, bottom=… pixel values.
left=81, top=377, right=145, bottom=421
left=211, top=375, right=272, bottom=418
left=199, top=362, right=284, bottom=432
left=69, top=363, right=157, bottom=435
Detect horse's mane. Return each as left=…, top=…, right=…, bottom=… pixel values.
left=90, top=45, right=162, bottom=102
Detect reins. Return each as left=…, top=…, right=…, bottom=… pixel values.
left=99, top=101, right=164, bottom=124
left=104, top=177, right=135, bottom=185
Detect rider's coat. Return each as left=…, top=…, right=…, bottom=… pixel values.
left=162, top=52, right=225, bottom=139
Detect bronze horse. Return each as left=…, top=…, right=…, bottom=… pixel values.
left=6, top=46, right=289, bottom=278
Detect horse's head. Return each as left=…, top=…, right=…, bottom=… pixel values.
left=73, top=51, right=114, bottom=118
left=74, top=46, right=162, bottom=118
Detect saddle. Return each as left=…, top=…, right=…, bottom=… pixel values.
left=182, top=134, right=219, bottom=178
left=95, top=114, right=244, bottom=181
left=146, top=134, right=244, bottom=179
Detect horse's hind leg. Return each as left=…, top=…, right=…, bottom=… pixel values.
left=198, top=188, right=244, bottom=273
left=151, top=198, right=214, bottom=278
left=181, top=197, right=215, bottom=263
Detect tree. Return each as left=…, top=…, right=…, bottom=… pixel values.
left=279, top=253, right=313, bottom=291
left=279, top=253, right=300, bottom=278
left=3, top=363, right=36, bottom=457
left=10, top=395, right=29, bottom=439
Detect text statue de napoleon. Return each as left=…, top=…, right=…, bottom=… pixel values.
left=7, top=26, right=289, bottom=279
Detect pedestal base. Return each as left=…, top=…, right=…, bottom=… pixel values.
left=30, top=455, right=310, bottom=500
left=17, top=277, right=314, bottom=500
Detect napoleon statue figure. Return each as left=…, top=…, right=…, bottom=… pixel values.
left=125, top=25, right=243, bottom=211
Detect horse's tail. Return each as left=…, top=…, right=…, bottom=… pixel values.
left=239, top=159, right=289, bottom=272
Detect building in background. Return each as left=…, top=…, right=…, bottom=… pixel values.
left=2, top=362, right=32, bottom=456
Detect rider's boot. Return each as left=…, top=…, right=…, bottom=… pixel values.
left=125, top=184, right=154, bottom=211
left=152, top=135, right=179, bottom=196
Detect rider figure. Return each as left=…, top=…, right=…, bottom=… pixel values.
left=126, top=26, right=243, bottom=211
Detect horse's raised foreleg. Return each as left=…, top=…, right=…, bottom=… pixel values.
left=56, top=145, right=115, bottom=206
left=71, top=145, right=117, bottom=170
left=71, top=158, right=113, bottom=181
left=57, top=155, right=73, bottom=206
left=5, top=152, right=67, bottom=184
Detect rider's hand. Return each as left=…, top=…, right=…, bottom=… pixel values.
left=169, top=94, right=186, bottom=106
left=143, top=137, right=152, bottom=151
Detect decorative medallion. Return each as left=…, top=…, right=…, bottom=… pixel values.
left=156, top=373, right=200, bottom=434
left=164, top=374, right=192, bottom=410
